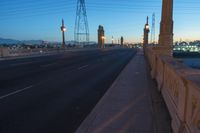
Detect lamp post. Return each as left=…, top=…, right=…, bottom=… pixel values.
left=112, top=36, right=114, bottom=45
left=143, top=16, right=150, bottom=47
left=121, top=36, right=124, bottom=46
left=61, top=19, right=66, bottom=48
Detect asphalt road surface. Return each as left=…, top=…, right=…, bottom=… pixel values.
left=0, top=48, right=137, bottom=133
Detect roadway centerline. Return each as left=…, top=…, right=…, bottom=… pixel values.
left=10, top=62, right=33, bottom=66
left=0, top=85, right=33, bottom=100
left=78, top=65, right=89, bottom=70
left=40, top=62, right=58, bottom=68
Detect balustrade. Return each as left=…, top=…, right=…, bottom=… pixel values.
left=145, top=46, right=200, bottom=133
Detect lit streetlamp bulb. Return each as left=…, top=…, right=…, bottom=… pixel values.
left=145, top=25, right=149, bottom=30
left=61, top=26, right=66, bottom=32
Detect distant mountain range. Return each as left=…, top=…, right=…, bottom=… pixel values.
left=0, top=38, right=45, bottom=45
left=0, top=37, right=97, bottom=45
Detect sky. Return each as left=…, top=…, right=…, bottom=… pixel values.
left=0, top=0, right=200, bottom=43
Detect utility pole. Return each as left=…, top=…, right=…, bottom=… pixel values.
left=74, top=0, right=89, bottom=45
left=151, top=13, right=156, bottom=44
left=60, top=19, right=66, bottom=48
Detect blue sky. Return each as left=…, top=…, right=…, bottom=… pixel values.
left=0, top=0, right=200, bottom=43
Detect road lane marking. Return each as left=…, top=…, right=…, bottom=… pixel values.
left=10, top=62, right=33, bottom=66
left=78, top=65, right=89, bottom=70
left=41, top=63, right=57, bottom=67
left=0, top=85, right=33, bottom=100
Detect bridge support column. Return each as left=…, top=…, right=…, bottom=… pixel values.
left=158, top=0, right=174, bottom=56
left=98, top=25, right=105, bottom=48
left=0, top=46, right=3, bottom=57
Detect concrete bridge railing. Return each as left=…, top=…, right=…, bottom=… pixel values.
left=145, top=46, right=200, bottom=133
left=0, top=47, right=61, bottom=58
left=0, top=47, right=95, bottom=58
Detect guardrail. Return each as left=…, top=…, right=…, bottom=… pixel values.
left=145, top=46, right=200, bottom=133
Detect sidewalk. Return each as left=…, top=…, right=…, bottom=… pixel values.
left=76, top=50, right=172, bottom=133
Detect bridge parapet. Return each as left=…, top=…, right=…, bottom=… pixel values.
left=145, top=46, right=200, bottom=133
left=0, top=47, right=90, bottom=58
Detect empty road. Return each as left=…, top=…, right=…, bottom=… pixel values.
left=0, top=48, right=137, bottom=133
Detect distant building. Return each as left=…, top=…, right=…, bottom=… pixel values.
left=98, top=25, right=105, bottom=48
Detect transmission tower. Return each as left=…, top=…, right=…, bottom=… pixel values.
left=151, top=13, right=156, bottom=44
left=74, top=0, right=89, bottom=45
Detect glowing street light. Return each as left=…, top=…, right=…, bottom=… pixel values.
left=145, top=25, right=149, bottom=30
left=143, top=16, right=150, bottom=46
left=62, top=27, right=66, bottom=32
left=61, top=19, right=66, bottom=48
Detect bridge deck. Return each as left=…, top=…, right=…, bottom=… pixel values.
left=76, top=49, right=172, bottom=133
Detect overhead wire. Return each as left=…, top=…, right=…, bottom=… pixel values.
left=0, top=0, right=199, bottom=20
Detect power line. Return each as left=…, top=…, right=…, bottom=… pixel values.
left=151, top=13, right=156, bottom=44
left=0, top=0, right=199, bottom=20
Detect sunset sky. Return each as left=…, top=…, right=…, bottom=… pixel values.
left=0, top=0, right=200, bottom=43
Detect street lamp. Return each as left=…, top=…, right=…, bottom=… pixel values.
left=62, top=27, right=66, bottom=32
left=143, top=16, right=150, bottom=47
left=61, top=19, right=66, bottom=48
left=145, top=25, right=149, bottom=30
left=112, top=36, right=114, bottom=45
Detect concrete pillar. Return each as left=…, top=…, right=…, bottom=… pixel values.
left=158, top=0, right=173, bottom=55
left=143, top=16, right=150, bottom=47
left=0, top=47, right=9, bottom=57
left=98, top=25, right=105, bottom=48
left=0, top=46, right=3, bottom=57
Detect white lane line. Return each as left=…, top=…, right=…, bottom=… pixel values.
left=78, top=65, right=89, bottom=70
left=10, top=62, right=33, bottom=66
left=0, top=85, right=33, bottom=100
left=41, top=63, right=57, bottom=67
